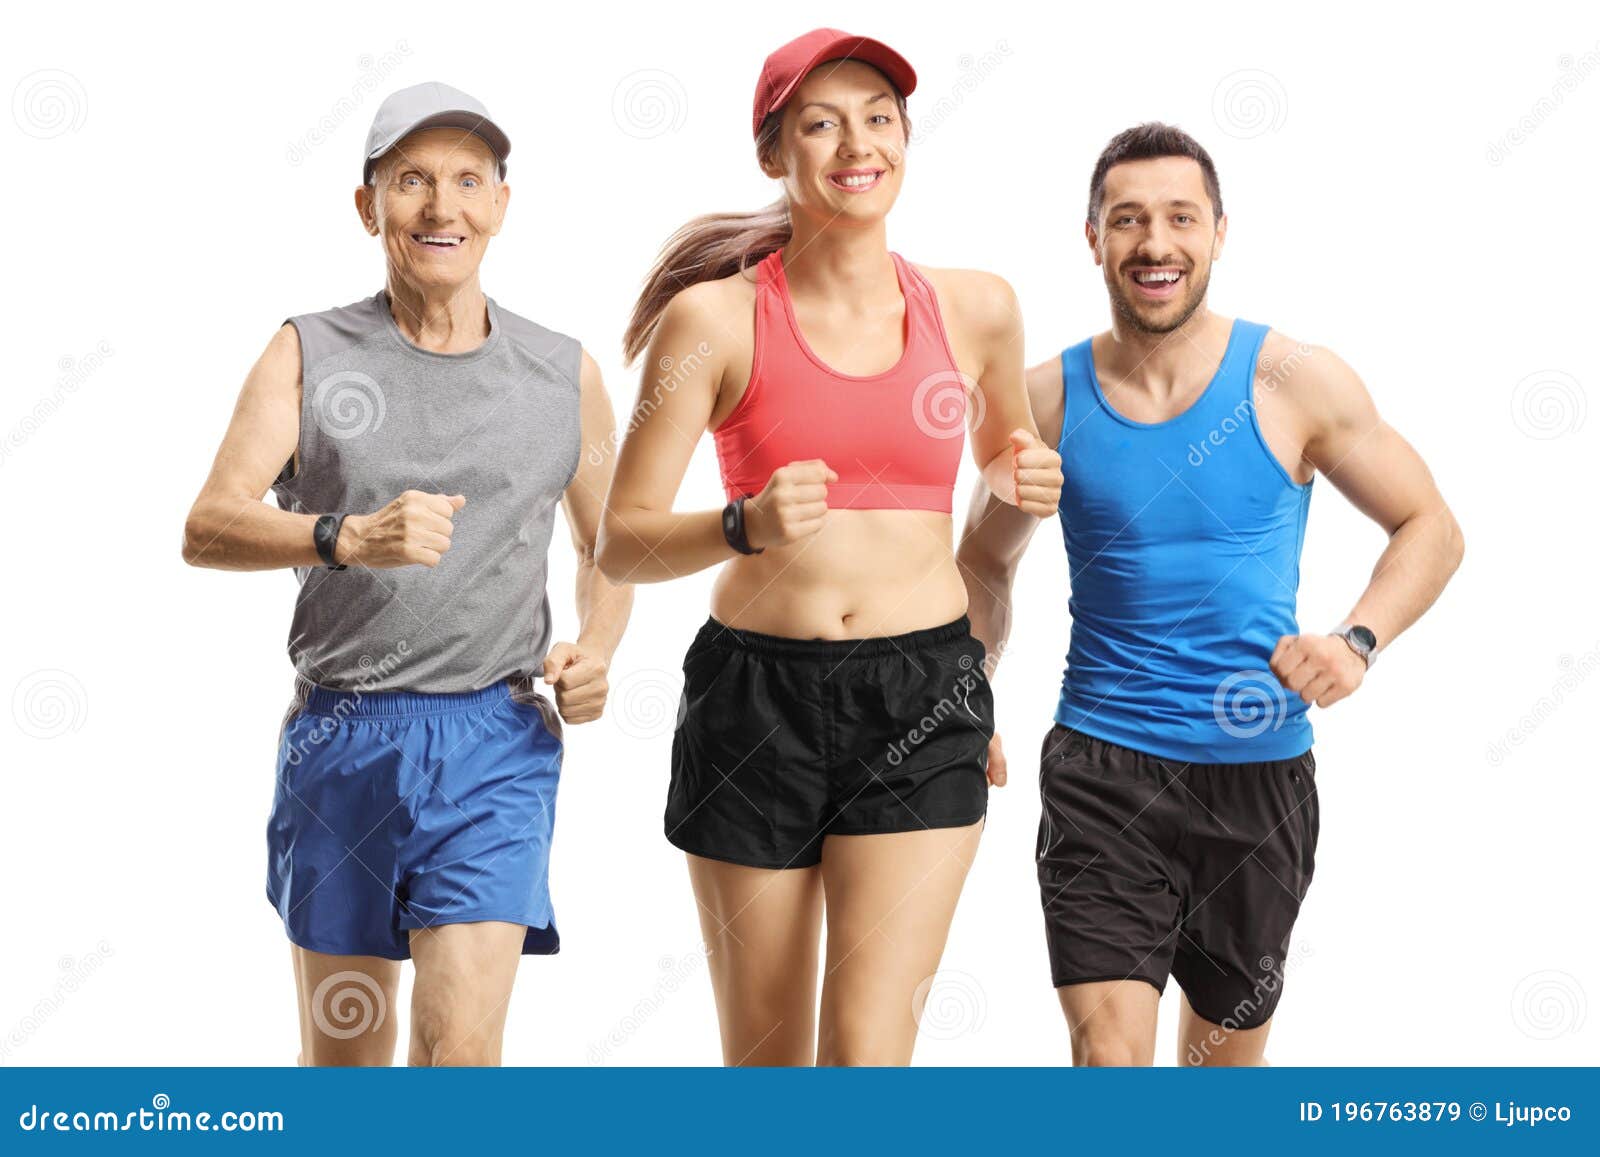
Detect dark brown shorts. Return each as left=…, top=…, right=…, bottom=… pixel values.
left=1036, top=723, right=1319, bottom=1030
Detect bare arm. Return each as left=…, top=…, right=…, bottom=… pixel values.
left=1270, top=345, right=1466, bottom=707
left=540, top=349, right=636, bottom=724
left=595, top=284, right=754, bottom=584
left=183, top=324, right=467, bottom=572
left=560, top=350, right=634, bottom=661
left=957, top=355, right=1065, bottom=676
left=181, top=324, right=322, bottom=570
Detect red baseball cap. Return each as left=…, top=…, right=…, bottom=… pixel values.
left=752, top=28, right=917, bottom=138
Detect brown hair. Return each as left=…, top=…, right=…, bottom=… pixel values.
left=623, top=86, right=911, bottom=364
left=1087, top=122, right=1223, bottom=225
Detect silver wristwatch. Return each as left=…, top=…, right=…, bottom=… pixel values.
left=1334, top=623, right=1378, bottom=669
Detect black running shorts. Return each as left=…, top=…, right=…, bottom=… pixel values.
left=667, top=615, right=994, bottom=869
left=1036, top=723, right=1319, bottom=1030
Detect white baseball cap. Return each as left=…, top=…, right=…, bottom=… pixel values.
left=363, top=81, right=510, bottom=184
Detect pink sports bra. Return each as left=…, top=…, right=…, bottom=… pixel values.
left=713, top=250, right=968, bottom=513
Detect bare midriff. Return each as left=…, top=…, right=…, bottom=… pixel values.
left=709, top=508, right=967, bottom=638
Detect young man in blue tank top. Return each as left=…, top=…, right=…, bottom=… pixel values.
left=182, top=83, right=633, bottom=1065
left=959, top=123, right=1464, bottom=1064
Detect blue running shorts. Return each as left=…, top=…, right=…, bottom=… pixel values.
left=266, top=675, right=563, bottom=960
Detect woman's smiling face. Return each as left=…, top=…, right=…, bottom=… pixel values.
left=764, top=59, right=908, bottom=227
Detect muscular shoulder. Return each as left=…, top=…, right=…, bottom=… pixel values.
left=917, top=266, right=1021, bottom=342
left=1258, top=329, right=1375, bottom=432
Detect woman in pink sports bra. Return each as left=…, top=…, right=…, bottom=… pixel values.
left=597, top=28, right=1062, bottom=1066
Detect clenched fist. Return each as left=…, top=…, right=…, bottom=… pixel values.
left=1270, top=633, right=1366, bottom=708
left=745, top=459, right=837, bottom=549
left=339, top=490, right=466, bottom=569
left=1009, top=428, right=1064, bottom=518
left=542, top=642, right=609, bottom=724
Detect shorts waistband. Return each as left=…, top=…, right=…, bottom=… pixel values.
left=690, top=615, right=974, bottom=661
left=292, top=674, right=516, bottom=719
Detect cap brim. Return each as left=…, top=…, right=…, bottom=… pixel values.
left=768, top=35, right=918, bottom=123
left=364, top=111, right=511, bottom=183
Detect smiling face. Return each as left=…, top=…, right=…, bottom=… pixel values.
left=762, top=59, right=908, bottom=228
left=357, top=126, right=508, bottom=295
left=1089, top=155, right=1225, bottom=335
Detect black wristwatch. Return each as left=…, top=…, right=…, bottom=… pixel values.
left=314, top=513, right=349, bottom=570
left=1334, top=623, right=1377, bottom=669
left=721, top=497, right=763, bottom=556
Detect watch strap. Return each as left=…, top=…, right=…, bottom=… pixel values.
left=314, top=513, right=349, bottom=570
left=722, top=497, right=763, bottom=556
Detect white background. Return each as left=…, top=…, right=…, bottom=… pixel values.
left=3, top=0, right=1596, bottom=1066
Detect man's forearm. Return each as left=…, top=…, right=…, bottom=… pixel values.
left=573, top=551, right=633, bottom=661
left=182, top=496, right=328, bottom=572
left=1342, top=506, right=1465, bottom=656
left=959, top=553, right=1015, bottom=679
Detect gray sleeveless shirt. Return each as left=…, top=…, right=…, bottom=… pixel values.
left=271, top=291, right=581, bottom=693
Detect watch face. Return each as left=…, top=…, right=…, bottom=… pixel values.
left=1349, top=625, right=1377, bottom=652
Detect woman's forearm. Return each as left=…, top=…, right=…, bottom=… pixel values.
left=597, top=507, right=732, bottom=585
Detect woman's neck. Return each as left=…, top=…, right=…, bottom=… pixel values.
left=779, top=215, right=896, bottom=303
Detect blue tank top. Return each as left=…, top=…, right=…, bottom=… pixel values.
left=1054, top=319, right=1314, bottom=763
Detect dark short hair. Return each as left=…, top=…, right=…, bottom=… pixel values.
left=1087, top=122, right=1223, bottom=225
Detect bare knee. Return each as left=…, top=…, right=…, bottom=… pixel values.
left=1071, top=1026, right=1152, bottom=1067
left=816, top=1025, right=911, bottom=1067
left=409, top=1003, right=499, bottom=1067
